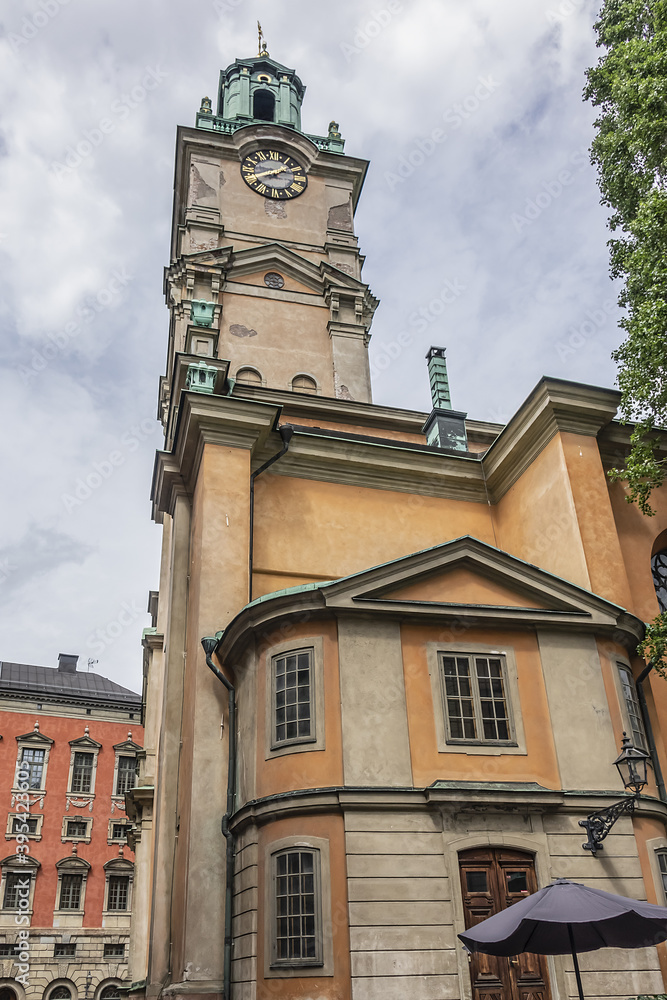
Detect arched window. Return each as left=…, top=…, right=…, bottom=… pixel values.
left=652, top=549, right=667, bottom=612
left=253, top=90, right=275, bottom=122
left=49, top=988, right=73, bottom=1000
left=291, top=374, right=317, bottom=395
left=0, top=988, right=19, bottom=1000
left=236, top=367, right=262, bottom=387
left=99, top=988, right=121, bottom=1000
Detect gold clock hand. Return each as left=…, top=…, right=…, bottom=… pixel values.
left=260, top=165, right=290, bottom=176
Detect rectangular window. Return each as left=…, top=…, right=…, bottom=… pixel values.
left=12, top=816, right=38, bottom=835
left=59, top=875, right=83, bottom=910
left=618, top=664, right=648, bottom=751
left=70, top=752, right=94, bottom=793
left=3, top=873, right=30, bottom=909
left=657, top=851, right=667, bottom=903
left=107, top=876, right=129, bottom=911
left=274, top=649, right=313, bottom=746
left=104, top=943, right=125, bottom=958
left=66, top=820, right=88, bottom=838
left=111, top=823, right=129, bottom=841
left=20, top=748, right=45, bottom=789
left=54, top=943, right=76, bottom=957
left=272, top=849, right=322, bottom=966
left=0, top=943, right=18, bottom=956
left=115, top=756, right=137, bottom=795
left=441, top=653, right=513, bottom=744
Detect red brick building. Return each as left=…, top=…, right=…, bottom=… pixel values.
left=0, top=653, right=143, bottom=1000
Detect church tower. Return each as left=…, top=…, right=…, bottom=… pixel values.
left=127, top=39, right=667, bottom=1000
left=160, top=44, right=378, bottom=431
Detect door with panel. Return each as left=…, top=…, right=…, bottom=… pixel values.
left=459, top=847, right=552, bottom=1000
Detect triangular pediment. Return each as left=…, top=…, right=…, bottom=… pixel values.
left=226, top=243, right=367, bottom=295
left=69, top=734, right=102, bottom=750
left=16, top=729, right=54, bottom=746
left=113, top=739, right=142, bottom=753
left=318, top=536, right=640, bottom=637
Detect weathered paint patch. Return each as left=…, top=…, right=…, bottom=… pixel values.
left=230, top=324, right=258, bottom=338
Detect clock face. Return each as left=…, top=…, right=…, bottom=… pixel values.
left=241, top=149, right=308, bottom=200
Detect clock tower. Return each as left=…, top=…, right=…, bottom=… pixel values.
left=160, top=50, right=378, bottom=429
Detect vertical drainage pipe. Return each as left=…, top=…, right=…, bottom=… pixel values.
left=248, top=424, right=293, bottom=603
left=636, top=659, right=667, bottom=803
left=202, top=635, right=236, bottom=1000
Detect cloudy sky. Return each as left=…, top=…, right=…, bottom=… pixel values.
left=0, top=0, right=621, bottom=691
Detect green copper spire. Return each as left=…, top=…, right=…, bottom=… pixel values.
left=423, top=346, right=468, bottom=452
left=426, top=346, right=452, bottom=410
left=195, top=55, right=345, bottom=153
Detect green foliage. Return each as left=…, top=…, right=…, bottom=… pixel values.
left=638, top=610, right=667, bottom=673
left=585, top=0, right=667, bottom=514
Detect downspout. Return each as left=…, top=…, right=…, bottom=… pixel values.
left=636, top=659, right=667, bottom=803
left=202, top=634, right=236, bottom=1000
left=248, top=424, right=294, bottom=603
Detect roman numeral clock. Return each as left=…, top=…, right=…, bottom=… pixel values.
left=241, top=149, right=308, bottom=199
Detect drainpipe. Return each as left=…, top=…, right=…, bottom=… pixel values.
left=636, top=659, right=667, bottom=803
left=201, top=634, right=236, bottom=1000
left=248, top=424, right=293, bottom=603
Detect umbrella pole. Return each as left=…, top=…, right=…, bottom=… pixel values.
left=567, top=923, right=585, bottom=1000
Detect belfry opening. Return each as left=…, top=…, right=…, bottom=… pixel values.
left=253, top=89, right=274, bottom=121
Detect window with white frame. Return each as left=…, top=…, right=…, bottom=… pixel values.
left=6, top=813, right=42, bottom=840
left=13, top=726, right=53, bottom=795
left=21, top=748, right=46, bottom=789
left=61, top=816, right=92, bottom=843
left=103, top=858, right=134, bottom=913
left=70, top=753, right=94, bottom=793
left=66, top=732, right=102, bottom=803
left=111, top=736, right=141, bottom=805
left=0, top=855, right=39, bottom=912
left=440, top=652, right=515, bottom=744
left=55, top=856, right=90, bottom=912
left=617, top=663, right=648, bottom=752
left=115, top=757, right=136, bottom=795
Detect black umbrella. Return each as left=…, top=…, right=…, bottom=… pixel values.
left=458, top=877, right=667, bottom=1000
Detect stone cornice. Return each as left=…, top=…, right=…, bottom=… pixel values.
left=263, top=426, right=487, bottom=501
left=598, top=419, right=667, bottom=467
left=227, top=784, right=667, bottom=830
left=151, top=394, right=280, bottom=519
left=482, top=378, right=620, bottom=500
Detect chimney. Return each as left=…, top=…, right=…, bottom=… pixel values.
left=58, top=653, right=79, bottom=673
left=422, top=347, right=468, bottom=452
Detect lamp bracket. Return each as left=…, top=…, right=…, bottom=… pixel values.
left=579, top=795, right=637, bottom=856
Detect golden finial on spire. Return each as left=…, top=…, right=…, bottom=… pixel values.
left=257, top=21, right=269, bottom=57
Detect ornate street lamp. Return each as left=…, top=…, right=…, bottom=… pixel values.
left=580, top=733, right=650, bottom=855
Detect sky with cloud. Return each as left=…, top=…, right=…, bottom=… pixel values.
left=0, top=0, right=622, bottom=691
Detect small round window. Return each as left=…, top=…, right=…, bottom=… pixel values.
left=264, top=272, right=285, bottom=289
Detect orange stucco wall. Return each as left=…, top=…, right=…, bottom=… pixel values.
left=401, top=624, right=561, bottom=789
left=256, top=812, right=350, bottom=1000
left=251, top=474, right=495, bottom=597
left=256, top=620, right=343, bottom=799
left=492, top=434, right=590, bottom=589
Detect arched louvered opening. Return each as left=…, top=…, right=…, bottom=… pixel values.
left=253, top=89, right=275, bottom=122
left=291, top=374, right=317, bottom=395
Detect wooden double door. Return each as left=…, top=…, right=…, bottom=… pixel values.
left=459, top=848, right=552, bottom=1000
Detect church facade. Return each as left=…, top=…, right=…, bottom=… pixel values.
left=126, top=48, right=667, bottom=1000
